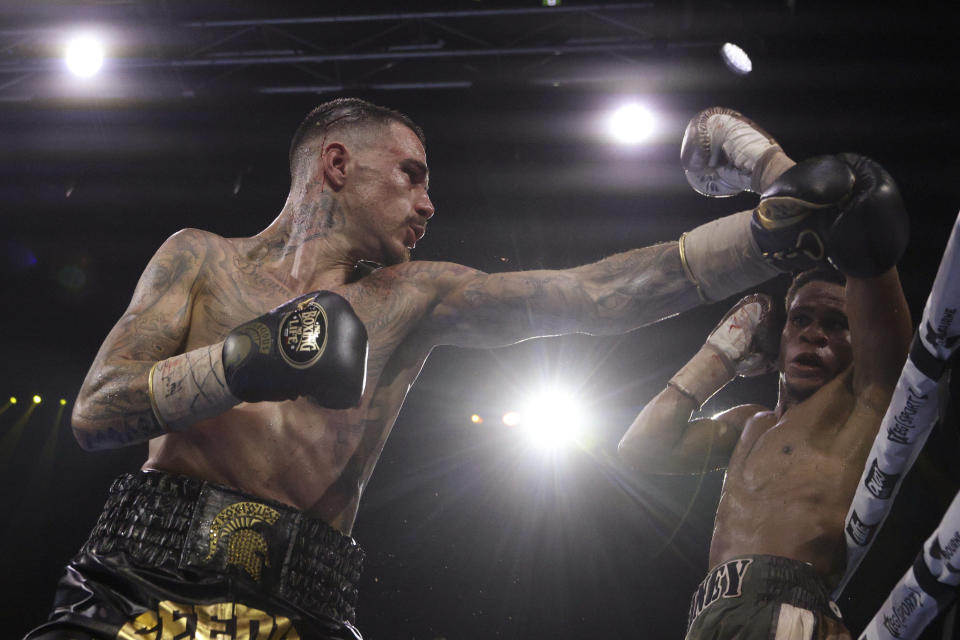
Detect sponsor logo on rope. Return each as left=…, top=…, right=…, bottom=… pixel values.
left=846, top=510, right=878, bottom=547
left=928, top=532, right=960, bottom=574
left=865, top=459, right=900, bottom=499
left=881, top=588, right=923, bottom=639
left=887, top=387, right=929, bottom=445
left=924, top=311, right=959, bottom=351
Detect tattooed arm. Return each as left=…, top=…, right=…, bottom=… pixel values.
left=71, top=229, right=209, bottom=450
left=419, top=241, right=703, bottom=349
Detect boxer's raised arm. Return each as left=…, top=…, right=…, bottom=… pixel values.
left=618, top=294, right=777, bottom=473
left=619, top=393, right=760, bottom=474
left=824, top=155, right=912, bottom=409
left=847, top=269, right=912, bottom=406
left=71, top=229, right=207, bottom=450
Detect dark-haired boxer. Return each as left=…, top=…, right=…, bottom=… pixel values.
left=28, top=100, right=876, bottom=639
left=619, top=111, right=913, bottom=640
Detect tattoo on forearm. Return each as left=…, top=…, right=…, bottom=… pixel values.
left=73, top=411, right=165, bottom=450
left=74, top=367, right=167, bottom=448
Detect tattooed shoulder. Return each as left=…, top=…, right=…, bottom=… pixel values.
left=138, top=229, right=216, bottom=294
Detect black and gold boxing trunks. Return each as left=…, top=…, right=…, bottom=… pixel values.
left=685, top=555, right=850, bottom=640
left=24, top=471, right=365, bottom=640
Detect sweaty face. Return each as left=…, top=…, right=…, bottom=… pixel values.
left=346, top=122, right=434, bottom=266
left=777, top=280, right=851, bottom=401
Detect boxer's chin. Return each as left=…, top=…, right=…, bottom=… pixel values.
left=381, top=244, right=412, bottom=267
left=783, top=377, right=822, bottom=402
left=393, top=247, right=411, bottom=265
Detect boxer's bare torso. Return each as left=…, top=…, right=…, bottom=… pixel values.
left=141, top=231, right=443, bottom=535
left=710, top=367, right=880, bottom=582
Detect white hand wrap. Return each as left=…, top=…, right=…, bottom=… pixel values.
left=148, top=342, right=240, bottom=432
left=679, top=210, right=780, bottom=303
left=705, top=293, right=778, bottom=378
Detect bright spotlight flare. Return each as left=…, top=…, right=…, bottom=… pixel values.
left=65, top=34, right=105, bottom=78
left=520, top=390, right=584, bottom=450
left=721, top=42, right=752, bottom=76
left=607, top=103, right=655, bottom=145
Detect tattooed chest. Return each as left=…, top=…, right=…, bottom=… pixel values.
left=230, top=255, right=290, bottom=295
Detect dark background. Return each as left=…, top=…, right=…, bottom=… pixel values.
left=2, top=1, right=960, bottom=638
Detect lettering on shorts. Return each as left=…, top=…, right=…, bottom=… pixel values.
left=881, top=588, right=924, bottom=639
left=887, top=387, right=929, bottom=445
left=864, top=459, right=900, bottom=499
left=687, top=558, right=753, bottom=630
left=116, top=600, right=300, bottom=640
left=846, top=510, right=878, bottom=547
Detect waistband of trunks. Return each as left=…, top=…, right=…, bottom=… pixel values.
left=82, top=470, right=365, bottom=624
left=687, top=554, right=840, bottom=630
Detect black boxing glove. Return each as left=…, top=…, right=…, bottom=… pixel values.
left=222, top=290, right=368, bottom=408
left=825, top=153, right=909, bottom=278
left=750, top=155, right=856, bottom=273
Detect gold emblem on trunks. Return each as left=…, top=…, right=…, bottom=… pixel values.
left=117, top=600, right=301, bottom=639
left=205, top=502, right=281, bottom=582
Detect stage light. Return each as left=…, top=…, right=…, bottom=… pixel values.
left=470, top=414, right=483, bottom=424
left=65, top=34, right=105, bottom=78
left=60, top=399, right=67, bottom=406
left=721, top=42, right=752, bottom=76
left=502, top=411, right=521, bottom=427
left=606, top=103, right=655, bottom=145
left=520, top=390, right=584, bottom=450
left=33, top=395, right=42, bottom=404
left=9, top=397, right=16, bottom=404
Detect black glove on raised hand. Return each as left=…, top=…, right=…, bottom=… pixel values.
left=825, top=153, right=909, bottom=278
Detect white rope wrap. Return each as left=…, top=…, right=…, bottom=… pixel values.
left=858, top=493, right=960, bottom=639
left=833, top=211, right=960, bottom=639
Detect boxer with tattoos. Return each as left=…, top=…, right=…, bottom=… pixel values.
left=27, top=101, right=870, bottom=639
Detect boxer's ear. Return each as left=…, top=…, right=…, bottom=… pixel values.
left=320, top=141, right=348, bottom=192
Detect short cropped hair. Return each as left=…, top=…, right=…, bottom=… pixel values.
left=785, top=265, right=847, bottom=310
left=288, top=97, right=425, bottom=169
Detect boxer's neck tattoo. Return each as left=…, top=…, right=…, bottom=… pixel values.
left=278, top=198, right=346, bottom=258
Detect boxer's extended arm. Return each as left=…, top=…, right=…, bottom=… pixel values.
left=422, top=154, right=871, bottom=349
left=422, top=242, right=701, bottom=348
left=71, top=229, right=206, bottom=450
